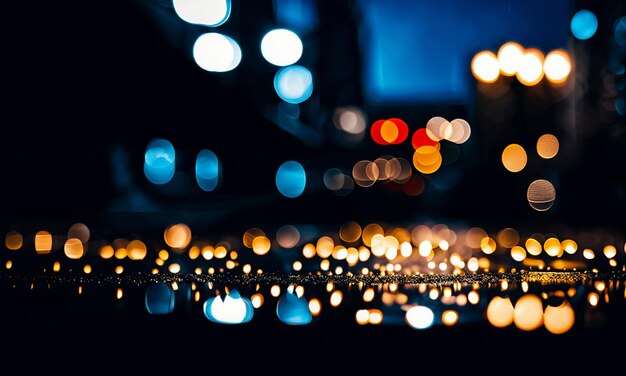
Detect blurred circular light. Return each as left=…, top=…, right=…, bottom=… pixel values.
left=173, top=0, right=231, bottom=27
left=543, top=50, right=572, bottom=84
left=274, top=65, right=313, bottom=104
left=486, top=296, right=514, bottom=328
left=164, top=223, right=192, bottom=249
left=261, top=29, right=303, bottom=66
left=323, top=168, right=345, bottom=191
left=411, top=128, right=438, bottom=149
left=471, top=51, right=500, bottom=83
left=446, top=118, right=471, bottom=144
left=68, top=223, right=90, bottom=243
left=64, top=238, right=84, bottom=259
left=571, top=10, right=598, bottom=40
left=276, top=160, right=306, bottom=198
left=497, top=42, right=525, bottom=76
left=536, top=134, right=559, bottom=159
left=380, top=120, right=398, bottom=143
left=425, top=117, right=449, bottom=141
left=196, top=149, right=220, bottom=192
left=412, top=146, right=442, bottom=174
left=514, top=294, right=544, bottom=331
left=277, top=225, right=300, bottom=248
left=193, top=33, right=241, bottom=72
left=334, top=107, right=366, bottom=134
left=144, top=138, right=175, bottom=185
left=517, top=49, right=544, bottom=86
left=501, top=144, right=527, bottom=172
left=527, top=179, right=556, bottom=211
left=544, top=300, right=575, bottom=334
left=442, top=310, right=459, bottom=326
left=387, top=118, right=409, bottom=144
left=511, top=246, right=527, bottom=261
left=405, top=306, right=435, bottom=329
left=127, top=240, right=147, bottom=260
left=5, top=231, right=23, bottom=251
left=252, top=236, right=271, bottom=256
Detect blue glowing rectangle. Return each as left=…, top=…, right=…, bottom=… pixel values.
left=358, top=0, right=570, bottom=104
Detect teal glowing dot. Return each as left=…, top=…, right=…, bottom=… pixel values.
left=276, top=291, right=312, bottom=325
left=571, top=10, right=598, bottom=40
left=144, top=138, right=175, bottom=185
left=273, top=65, right=313, bottom=104
left=276, top=160, right=306, bottom=198
left=195, top=149, right=220, bottom=192
left=145, top=283, right=175, bottom=315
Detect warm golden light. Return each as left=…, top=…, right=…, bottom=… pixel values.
left=252, top=236, right=271, bottom=256
left=467, top=257, right=479, bottom=272
left=98, top=245, right=114, bottom=259
left=309, top=298, right=322, bottom=316
left=544, top=237, right=561, bottom=257
left=543, top=49, right=571, bottom=84
left=114, top=248, right=127, bottom=259
left=527, top=179, right=556, bottom=211
left=168, top=263, right=181, bottom=273
left=486, top=296, right=514, bottom=328
left=561, top=239, right=578, bottom=254
left=5, top=260, right=12, bottom=270
left=5, top=231, right=23, bottom=250
left=67, top=223, right=90, bottom=243
left=543, top=300, right=575, bottom=334
left=330, top=290, right=343, bottom=307
left=127, top=240, right=147, bottom=260
left=497, top=41, right=524, bottom=76
left=188, top=246, right=200, bottom=260
left=35, top=231, right=53, bottom=254
left=340, top=221, right=362, bottom=243
left=603, top=245, right=617, bottom=259
left=53, top=261, right=61, bottom=272
left=164, top=223, right=192, bottom=249
left=588, top=292, right=599, bottom=306
left=583, top=248, right=595, bottom=259
left=316, top=236, right=334, bottom=258
left=517, top=48, right=544, bottom=86
left=356, top=309, right=370, bottom=325
left=536, top=134, right=559, bottom=159
left=511, top=246, right=527, bottom=262
left=115, top=265, right=124, bottom=274
left=413, top=146, right=442, bottom=174
left=442, top=310, right=459, bottom=326
left=513, top=294, right=544, bottom=331
left=64, top=238, right=84, bottom=259
left=368, top=309, right=383, bottom=325
left=270, top=285, right=281, bottom=297
left=497, top=228, right=520, bottom=248
left=501, top=144, right=527, bottom=173
left=302, top=243, right=316, bottom=258
left=471, top=50, right=500, bottom=83
left=116, top=288, right=123, bottom=300
left=468, top=290, right=480, bottom=305
left=480, top=237, right=496, bottom=255
left=251, top=293, right=264, bottom=308
left=243, top=227, right=265, bottom=248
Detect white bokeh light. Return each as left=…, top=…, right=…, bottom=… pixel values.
left=261, top=29, right=303, bottom=66
left=173, top=0, right=231, bottom=27
left=405, top=306, right=435, bottom=329
left=193, top=33, right=242, bottom=72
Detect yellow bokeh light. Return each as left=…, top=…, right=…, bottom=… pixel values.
left=114, top=248, right=127, bottom=259
left=467, top=257, right=479, bottom=272
left=544, top=300, right=575, bottom=334
left=164, top=223, right=192, bottom=249
left=603, top=245, right=617, bottom=259
left=468, top=290, right=480, bottom=305
left=188, top=246, right=200, bottom=260
left=544, top=237, right=561, bottom=257
left=356, top=309, right=370, bottom=325
left=442, top=310, right=459, bottom=326
left=302, top=243, right=316, bottom=258
left=516, top=48, right=544, bottom=86
left=6, top=260, right=12, bottom=270
left=243, top=227, right=265, bottom=248
left=340, top=221, right=362, bottom=243
left=35, top=231, right=52, bottom=254
left=588, top=292, right=599, bottom=306
left=83, top=264, right=92, bottom=274
left=497, top=228, right=520, bottom=248
left=471, top=50, right=500, bottom=83
left=583, top=248, right=595, bottom=259
left=363, top=288, right=375, bottom=302
left=316, top=236, right=334, bottom=258
left=368, top=309, right=383, bottom=325
left=380, top=120, right=399, bottom=143
left=561, top=239, right=578, bottom=254
left=480, top=237, right=496, bottom=255
left=511, top=246, right=527, bottom=262
left=536, top=134, right=559, bottom=159
left=251, top=293, right=264, bottom=308
left=362, top=223, right=384, bottom=247
left=543, top=49, right=571, bottom=84
left=64, top=238, right=84, bottom=259
left=513, top=294, right=544, bottom=331
left=270, top=285, right=281, bottom=297
left=168, top=263, right=181, bottom=273
left=497, top=41, right=524, bottom=76
left=525, top=238, right=542, bottom=256
left=292, top=261, right=302, bottom=271
left=330, top=290, right=343, bottom=307
left=412, top=146, right=442, bottom=174
left=5, top=231, right=23, bottom=250
left=115, top=265, right=124, bottom=274
left=309, top=298, right=322, bottom=316
left=501, top=144, right=527, bottom=173
left=99, top=245, right=114, bottom=259
left=252, top=236, right=271, bottom=256
left=127, top=240, right=147, bottom=260
left=486, top=296, right=514, bottom=328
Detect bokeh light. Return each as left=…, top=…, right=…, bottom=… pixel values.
left=527, top=179, right=556, bottom=211
left=196, top=149, right=220, bottom=192
left=497, top=42, right=524, bottom=76
left=144, top=138, right=175, bottom=185
left=64, top=238, right=84, bottom=259
left=164, top=223, right=192, bottom=249
left=193, top=33, right=242, bottom=72
left=276, top=291, right=312, bottom=325
left=516, top=48, right=544, bottom=86
left=276, top=160, right=306, bottom=198
left=276, top=225, right=300, bottom=248
left=261, top=29, right=303, bottom=66
left=501, top=144, right=527, bottom=173
left=405, top=306, right=435, bottom=329
left=67, top=223, right=90, bottom=243
left=274, top=65, right=313, bottom=104
left=571, top=10, right=598, bottom=40
left=471, top=50, right=500, bottom=83
left=513, top=294, right=544, bottom=331
left=543, top=300, right=575, bottom=334
left=486, top=296, right=514, bottom=328
left=543, top=50, right=572, bottom=84
left=35, top=231, right=52, bottom=254
left=173, top=0, right=231, bottom=27
left=5, top=231, right=22, bottom=251
left=333, top=106, right=366, bottom=135
left=536, top=134, right=559, bottom=159
left=252, top=236, right=271, bottom=256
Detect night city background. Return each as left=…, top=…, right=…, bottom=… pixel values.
left=1, top=0, right=625, bottom=373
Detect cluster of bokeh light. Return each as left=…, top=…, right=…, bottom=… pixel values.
left=3, top=219, right=626, bottom=333
left=472, top=42, right=572, bottom=86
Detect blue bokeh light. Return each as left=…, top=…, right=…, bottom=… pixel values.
left=275, top=160, right=306, bottom=198
left=273, top=65, right=313, bottom=104
left=145, top=283, right=175, bottom=315
left=571, top=10, right=598, bottom=40
left=144, top=138, right=175, bottom=185
left=276, top=291, right=312, bottom=325
left=195, top=149, right=220, bottom=192
left=274, top=0, right=318, bottom=35
left=203, top=289, right=254, bottom=324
